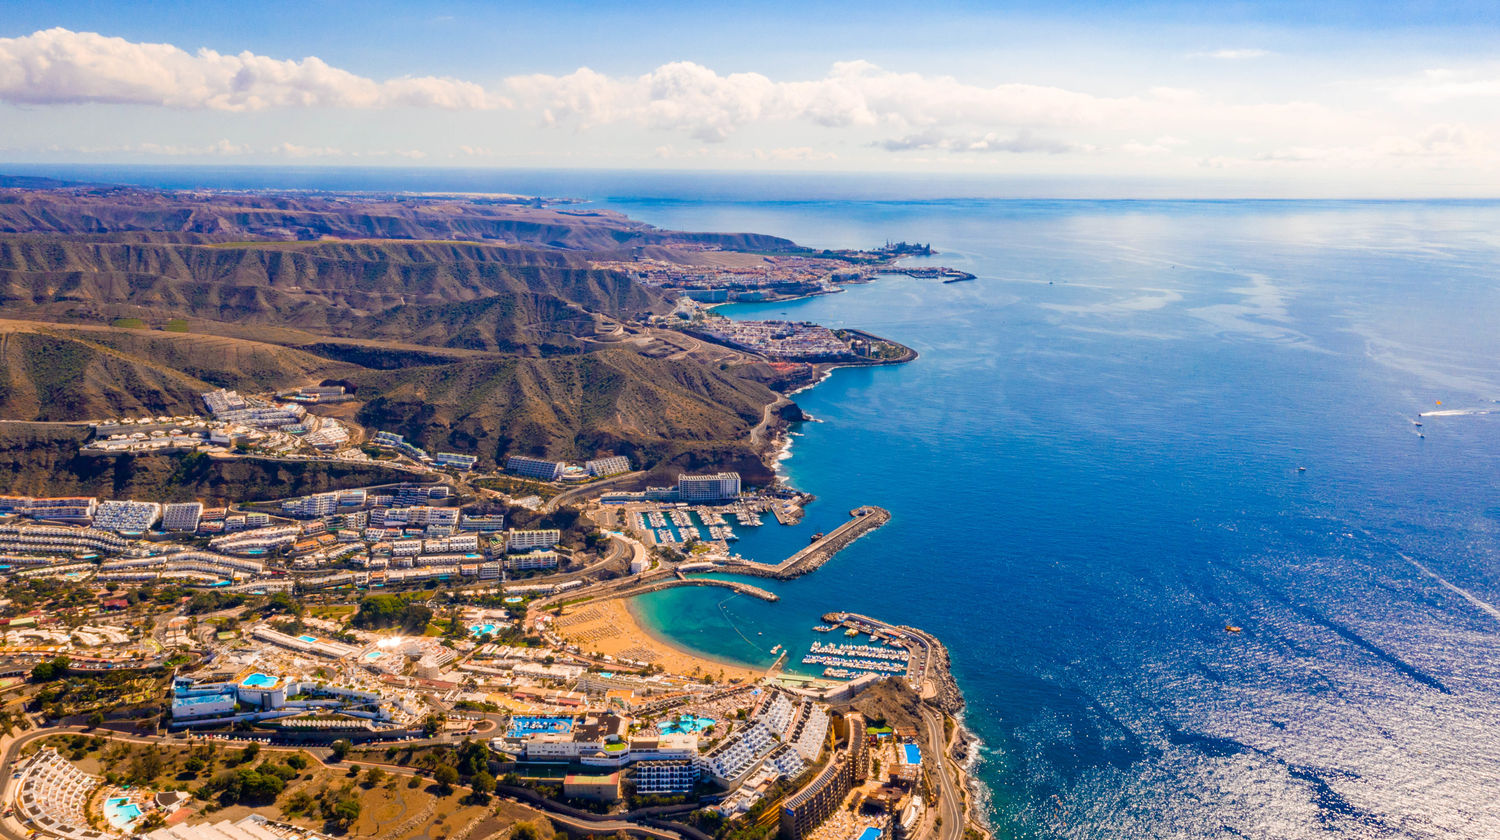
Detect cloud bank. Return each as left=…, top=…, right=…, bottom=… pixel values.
left=0, top=28, right=1494, bottom=176
left=0, top=28, right=496, bottom=110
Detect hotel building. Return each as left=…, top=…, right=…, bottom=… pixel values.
left=507, top=456, right=566, bottom=481
left=677, top=472, right=742, bottom=502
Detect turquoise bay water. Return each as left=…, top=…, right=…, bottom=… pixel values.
left=14, top=167, right=1500, bottom=837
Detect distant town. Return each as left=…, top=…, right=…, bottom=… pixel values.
left=596, top=241, right=971, bottom=307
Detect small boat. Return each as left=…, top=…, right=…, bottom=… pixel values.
left=1225, top=625, right=1242, bottom=633
left=1414, top=421, right=1423, bottom=427
left=1297, top=466, right=1307, bottom=472
left=1419, top=433, right=1426, bottom=438
left=845, top=628, right=859, bottom=637
left=810, top=532, right=826, bottom=544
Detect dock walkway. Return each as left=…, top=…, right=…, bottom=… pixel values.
left=594, top=576, right=778, bottom=603
left=718, top=506, right=889, bottom=580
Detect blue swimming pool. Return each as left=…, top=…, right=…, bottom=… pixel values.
left=470, top=623, right=497, bottom=637
left=298, top=634, right=318, bottom=643
left=240, top=672, right=277, bottom=688
left=507, top=716, right=574, bottom=737
left=902, top=744, right=921, bottom=765
left=659, top=714, right=716, bottom=734
left=104, top=797, right=142, bottom=830
left=856, top=827, right=881, bottom=840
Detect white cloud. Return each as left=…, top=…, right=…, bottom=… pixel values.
left=1389, top=67, right=1500, bottom=104
left=878, top=130, right=1085, bottom=154
left=1190, top=48, right=1271, bottom=60
left=0, top=28, right=500, bottom=110
left=498, top=60, right=1370, bottom=155
left=1121, top=136, right=1189, bottom=155
left=137, top=139, right=251, bottom=156
left=503, top=59, right=1163, bottom=142
left=753, top=146, right=837, bottom=161
left=7, top=28, right=1500, bottom=178
left=1200, top=123, right=1493, bottom=169
left=269, top=142, right=344, bottom=158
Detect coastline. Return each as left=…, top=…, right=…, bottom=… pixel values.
left=551, top=594, right=764, bottom=684
left=737, top=287, right=993, bottom=840
left=637, top=249, right=992, bottom=838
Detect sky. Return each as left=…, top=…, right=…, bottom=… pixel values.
left=3, top=0, right=1500, bottom=195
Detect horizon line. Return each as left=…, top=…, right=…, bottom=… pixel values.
left=4, top=161, right=1499, bottom=203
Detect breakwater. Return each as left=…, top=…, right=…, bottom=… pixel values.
left=876, top=266, right=976, bottom=282
left=597, top=576, right=779, bottom=603
left=717, top=506, right=889, bottom=579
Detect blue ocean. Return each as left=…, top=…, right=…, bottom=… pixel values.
left=14, top=165, right=1500, bottom=838
left=607, top=196, right=1500, bottom=840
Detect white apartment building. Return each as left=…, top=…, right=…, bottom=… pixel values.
left=425, top=534, right=480, bottom=553
left=507, top=456, right=566, bottom=481
left=506, top=529, right=561, bottom=552
left=789, top=703, right=830, bottom=761
left=93, top=500, right=162, bottom=534
left=282, top=492, right=340, bottom=518
left=677, top=472, right=742, bottom=502
left=758, top=693, right=796, bottom=735
left=162, top=502, right=204, bottom=532
left=634, top=759, right=699, bottom=794
left=503, top=551, right=559, bottom=572
left=699, top=720, right=776, bottom=786
left=0, top=523, right=126, bottom=554
left=460, top=513, right=507, bottom=533
left=383, top=506, right=459, bottom=528
left=209, top=525, right=299, bottom=555
left=391, top=539, right=424, bottom=557
left=586, top=456, right=631, bottom=477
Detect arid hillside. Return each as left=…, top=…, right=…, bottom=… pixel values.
left=0, top=184, right=796, bottom=492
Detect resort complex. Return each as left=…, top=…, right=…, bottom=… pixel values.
left=0, top=391, right=971, bottom=840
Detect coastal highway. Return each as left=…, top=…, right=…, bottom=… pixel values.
left=921, top=707, right=966, bottom=840
left=539, top=469, right=646, bottom=513
left=749, top=394, right=793, bottom=449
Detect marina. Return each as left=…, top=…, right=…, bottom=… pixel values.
left=810, top=641, right=910, bottom=661
left=630, top=501, right=762, bottom=547
left=798, top=634, right=916, bottom=680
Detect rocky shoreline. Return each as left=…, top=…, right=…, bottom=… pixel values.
left=717, top=253, right=990, bottom=840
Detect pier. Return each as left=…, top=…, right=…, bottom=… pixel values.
left=527, top=564, right=779, bottom=614
left=588, top=576, right=779, bottom=603
left=719, top=506, right=889, bottom=580
left=879, top=266, right=976, bottom=282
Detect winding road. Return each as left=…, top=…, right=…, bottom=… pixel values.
left=920, top=708, right=965, bottom=840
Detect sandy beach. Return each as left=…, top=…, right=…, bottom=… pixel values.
left=552, top=597, right=762, bottom=683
